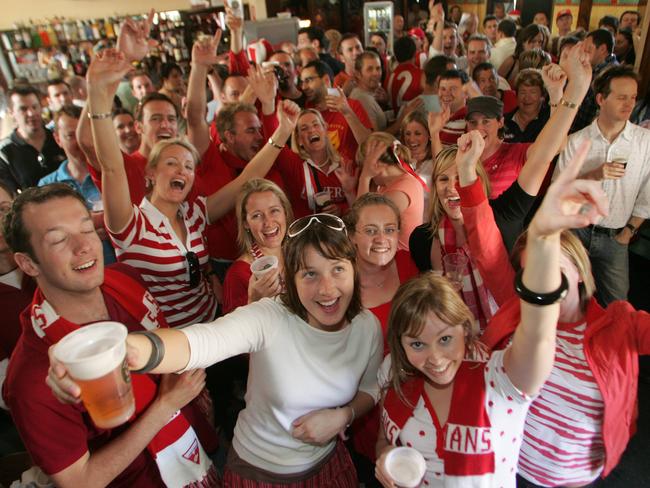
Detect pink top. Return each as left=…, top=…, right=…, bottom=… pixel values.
left=378, top=173, right=424, bottom=251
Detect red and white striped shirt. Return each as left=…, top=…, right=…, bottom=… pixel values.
left=110, top=197, right=217, bottom=328
left=518, top=321, right=605, bottom=486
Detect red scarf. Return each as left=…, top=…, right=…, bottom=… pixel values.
left=439, top=216, right=495, bottom=332
left=29, top=268, right=218, bottom=487
left=382, top=361, right=495, bottom=476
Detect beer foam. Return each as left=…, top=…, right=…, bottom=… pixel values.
left=385, top=447, right=426, bottom=488
left=54, top=322, right=128, bottom=381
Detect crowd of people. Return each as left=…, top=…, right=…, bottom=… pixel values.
left=0, top=2, right=649, bottom=488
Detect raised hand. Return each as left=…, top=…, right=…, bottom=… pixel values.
left=86, top=49, right=133, bottom=88
left=529, top=140, right=608, bottom=239
left=430, top=1, right=444, bottom=23
left=428, top=104, right=451, bottom=135
left=560, top=42, right=592, bottom=96
left=361, top=139, right=389, bottom=179
left=334, top=160, right=359, bottom=196
left=541, top=64, right=567, bottom=103
left=191, top=30, right=222, bottom=67
left=247, top=64, right=278, bottom=108
left=225, top=7, right=243, bottom=31
left=277, top=99, right=301, bottom=134
left=401, top=96, right=424, bottom=118
left=117, top=9, right=156, bottom=62
left=325, top=87, right=352, bottom=116
left=456, top=130, right=485, bottom=169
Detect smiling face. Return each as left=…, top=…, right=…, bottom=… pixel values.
left=401, top=311, right=466, bottom=388
left=300, top=66, right=328, bottom=103
left=244, top=191, right=287, bottom=250
left=517, top=84, right=544, bottom=115
left=467, top=39, right=489, bottom=70
left=297, top=112, right=327, bottom=154
left=442, top=27, right=458, bottom=57
left=524, top=32, right=545, bottom=51
left=350, top=204, right=399, bottom=267
left=47, top=83, right=73, bottom=112
left=295, top=245, right=355, bottom=332
left=18, top=196, right=104, bottom=296
left=434, top=163, right=462, bottom=220
left=402, top=120, right=429, bottom=162
left=438, top=78, right=466, bottom=113
left=149, top=144, right=196, bottom=203
left=113, top=113, right=140, bottom=154
left=475, top=68, right=498, bottom=97
left=466, top=113, right=502, bottom=149
left=339, top=37, right=363, bottom=69
left=483, top=19, right=497, bottom=43
left=131, top=75, right=155, bottom=101
left=223, top=111, right=264, bottom=162
left=357, top=56, right=382, bottom=92
left=533, top=12, right=549, bottom=26
left=138, top=100, right=179, bottom=149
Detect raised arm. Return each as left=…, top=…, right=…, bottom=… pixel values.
left=326, top=88, right=371, bottom=146
left=86, top=50, right=136, bottom=233
left=428, top=105, right=451, bottom=158
left=504, top=140, right=609, bottom=396
left=187, top=30, right=222, bottom=156
left=205, top=99, right=300, bottom=222
left=430, top=2, right=444, bottom=55
left=518, top=43, right=592, bottom=195
left=356, top=139, right=388, bottom=198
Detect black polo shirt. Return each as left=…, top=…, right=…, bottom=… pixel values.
left=0, top=128, right=66, bottom=192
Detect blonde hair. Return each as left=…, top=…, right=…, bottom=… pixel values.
left=292, top=109, right=341, bottom=167
left=235, top=178, right=294, bottom=254
left=426, top=146, right=490, bottom=234
left=355, top=132, right=412, bottom=169
left=511, top=229, right=596, bottom=313
left=387, top=273, right=477, bottom=404
left=146, top=138, right=200, bottom=192
left=400, top=110, right=432, bottom=162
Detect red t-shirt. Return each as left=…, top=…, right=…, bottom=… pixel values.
left=222, top=259, right=252, bottom=314
left=386, top=62, right=423, bottom=112
left=3, top=264, right=164, bottom=484
left=0, top=273, right=36, bottom=361
left=482, top=142, right=531, bottom=198
left=501, top=89, right=517, bottom=114
left=193, top=141, right=287, bottom=261
left=440, top=106, right=468, bottom=145
left=88, top=151, right=147, bottom=206
left=306, top=99, right=372, bottom=164
left=333, top=71, right=351, bottom=89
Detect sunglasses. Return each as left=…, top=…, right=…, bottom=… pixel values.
left=186, top=251, right=201, bottom=288
left=287, top=213, right=347, bottom=238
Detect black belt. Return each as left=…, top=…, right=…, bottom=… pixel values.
left=589, top=225, right=623, bottom=237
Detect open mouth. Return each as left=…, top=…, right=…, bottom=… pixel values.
left=317, top=297, right=340, bottom=313
left=170, top=179, right=186, bottom=190
left=447, top=197, right=461, bottom=208
left=262, top=227, right=280, bottom=238
left=73, top=259, right=97, bottom=272
left=308, top=134, right=321, bottom=143
left=427, top=362, right=451, bottom=376
left=157, top=132, right=173, bottom=140
left=371, top=246, right=391, bottom=253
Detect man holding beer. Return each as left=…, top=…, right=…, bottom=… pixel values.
left=2, top=184, right=219, bottom=487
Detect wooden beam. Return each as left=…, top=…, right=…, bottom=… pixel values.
left=637, top=3, right=650, bottom=100
left=577, top=0, right=592, bottom=31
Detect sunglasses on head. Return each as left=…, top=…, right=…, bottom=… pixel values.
left=287, top=213, right=347, bottom=238
left=186, top=251, right=201, bottom=288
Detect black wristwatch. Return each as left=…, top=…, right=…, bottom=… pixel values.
left=625, top=223, right=638, bottom=236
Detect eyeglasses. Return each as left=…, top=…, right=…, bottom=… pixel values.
left=287, top=213, right=347, bottom=238
left=186, top=251, right=201, bottom=288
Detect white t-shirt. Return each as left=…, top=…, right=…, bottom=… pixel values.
left=182, top=297, right=383, bottom=474
left=380, top=350, right=532, bottom=488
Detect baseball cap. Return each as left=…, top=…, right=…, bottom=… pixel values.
left=556, top=9, right=572, bottom=21
left=466, top=96, right=504, bottom=119
left=408, top=28, right=426, bottom=40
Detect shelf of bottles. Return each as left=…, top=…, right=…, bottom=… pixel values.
left=0, top=12, right=191, bottom=84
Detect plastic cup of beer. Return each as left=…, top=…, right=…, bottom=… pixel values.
left=384, top=447, right=427, bottom=488
left=314, top=191, right=331, bottom=209
left=250, top=255, right=279, bottom=279
left=443, top=252, right=468, bottom=292
left=53, top=321, right=135, bottom=429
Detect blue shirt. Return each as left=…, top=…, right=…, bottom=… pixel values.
left=38, top=160, right=101, bottom=204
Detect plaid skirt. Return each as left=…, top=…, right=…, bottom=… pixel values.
left=222, top=441, right=358, bottom=488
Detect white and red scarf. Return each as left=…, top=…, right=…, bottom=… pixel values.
left=438, top=216, right=496, bottom=332
left=382, top=361, right=495, bottom=477
left=29, top=268, right=218, bottom=488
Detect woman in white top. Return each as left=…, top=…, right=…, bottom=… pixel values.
left=85, top=214, right=383, bottom=486
left=374, top=139, right=609, bottom=487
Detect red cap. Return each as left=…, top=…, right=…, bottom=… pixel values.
left=508, top=9, right=521, bottom=16
left=246, top=39, right=274, bottom=63
left=556, top=9, right=572, bottom=21
left=408, top=27, right=426, bottom=40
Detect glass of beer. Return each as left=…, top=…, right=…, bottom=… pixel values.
left=443, top=252, right=468, bottom=292
left=53, top=322, right=135, bottom=429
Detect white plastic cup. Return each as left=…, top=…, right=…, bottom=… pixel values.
left=314, top=191, right=331, bottom=208
left=443, top=252, right=468, bottom=291
left=53, top=322, right=135, bottom=429
left=385, top=447, right=427, bottom=488
left=250, top=255, right=279, bottom=279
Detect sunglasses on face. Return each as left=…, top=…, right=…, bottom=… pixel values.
left=186, top=251, right=201, bottom=288
left=287, top=213, right=347, bottom=238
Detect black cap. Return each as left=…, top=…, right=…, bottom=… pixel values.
left=466, top=96, right=504, bottom=119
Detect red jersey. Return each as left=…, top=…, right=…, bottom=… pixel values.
left=440, top=106, right=468, bottom=145
left=0, top=273, right=36, bottom=361
left=386, top=62, right=423, bottom=112
left=333, top=71, right=351, bottom=89
left=88, top=151, right=147, bottom=205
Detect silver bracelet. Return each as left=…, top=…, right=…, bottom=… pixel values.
left=87, top=112, right=112, bottom=120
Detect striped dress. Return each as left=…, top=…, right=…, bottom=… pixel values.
left=110, top=197, right=217, bottom=328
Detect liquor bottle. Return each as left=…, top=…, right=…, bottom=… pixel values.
left=77, top=20, right=87, bottom=40
left=84, top=21, right=94, bottom=40
left=105, top=18, right=115, bottom=38
left=30, top=23, right=42, bottom=48
left=46, top=23, right=58, bottom=46
left=92, top=19, right=101, bottom=39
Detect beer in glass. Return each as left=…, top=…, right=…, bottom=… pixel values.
left=53, top=322, right=135, bottom=429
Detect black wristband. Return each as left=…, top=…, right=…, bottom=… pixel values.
left=130, top=331, right=165, bottom=374
left=514, top=268, right=569, bottom=306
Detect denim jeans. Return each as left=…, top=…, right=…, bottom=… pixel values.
left=573, top=226, right=629, bottom=306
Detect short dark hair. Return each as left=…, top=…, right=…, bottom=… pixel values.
left=299, top=26, right=326, bottom=49
left=134, top=92, right=179, bottom=122
left=369, top=31, right=387, bottom=45
left=424, top=55, right=455, bottom=85
left=129, top=70, right=153, bottom=87
left=559, top=35, right=580, bottom=55
left=472, top=62, right=497, bottom=82
left=593, top=64, right=638, bottom=99
left=345, top=192, right=401, bottom=233
left=53, top=104, right=82, bottom=130
left=338, top=33, right=360, bottom=53
left=467, top=33, right=490, bottom=48
left=393, top=36, right=416, bottom=63
left=440, top=68, right=468, bottom=85
left=303, top=60, right=331, bottom=80
left=7, top=85, right=42, bottom=109
left=498, top=18, right=517, bottom=38
left=354, top=51, right=380, bottom=72
left=112, top=107, right=134, bottom=120
left=587, top=29, right=614, bottom=54
left=483, top=14, right=497, bottom=27
left=598, top=15, right=619, bottom=32
left=47, top=78, right=70, bottom=89
left=3, top=184, right=88, bottom=260
left=443, top=21, right=458, bottom=32
left=161, top=62, right=182, bottom=81
left=620, top=10, right=641, bottom=24
left=281, top=220, right=362, bottom=324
